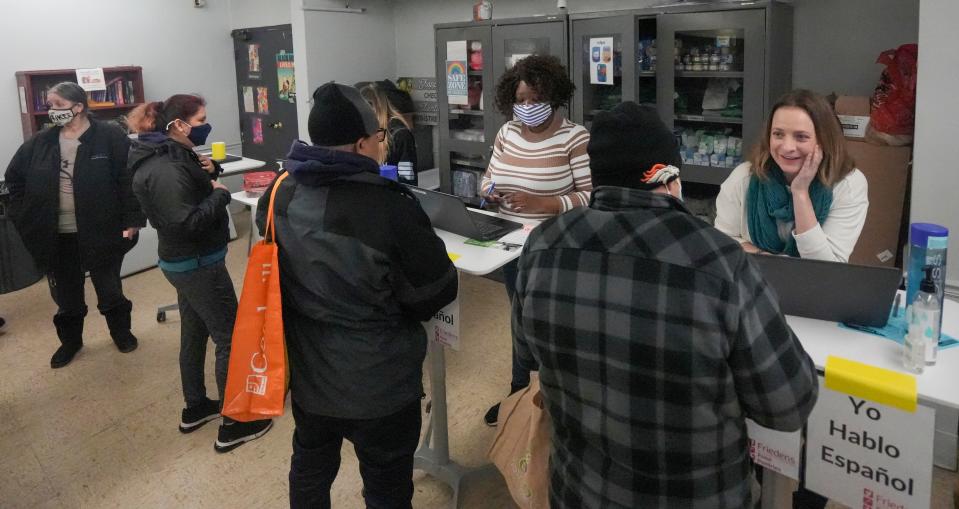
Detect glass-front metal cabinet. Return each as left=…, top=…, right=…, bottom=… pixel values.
left=436, top=16, right=568, bottom=203
left=571, top=2, right=793, bottom=189
left=571, top=15, right=634, bottom=129
left=658, top=9, right=765, bottom=185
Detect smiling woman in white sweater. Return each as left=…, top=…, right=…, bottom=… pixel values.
left=715, top=89, right=868, bottom=263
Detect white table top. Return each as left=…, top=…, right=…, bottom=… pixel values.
left=436, top=210, right=539, bottom=276
left=217, top=156, right=265, bottom=176
left=231, top=191, right=261, bottom=208
left=788, top=297, right=959, bottom=410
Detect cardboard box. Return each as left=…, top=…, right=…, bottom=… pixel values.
left=845, top=141, right=911, bottom=267
left=835, top=96, right=911, bottom=267
left=835, top=96, right=871, bottom=139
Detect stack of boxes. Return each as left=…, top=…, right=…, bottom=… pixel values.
left=677, top=128, right=744, bottom=168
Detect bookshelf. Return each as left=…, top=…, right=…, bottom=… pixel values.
left=15, top=66, right=145, bottom=140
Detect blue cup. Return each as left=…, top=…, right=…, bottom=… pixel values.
left=379, top=164, right=398, bottom=181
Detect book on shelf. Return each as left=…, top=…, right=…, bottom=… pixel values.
left=32, top=76, right=138, bottom=113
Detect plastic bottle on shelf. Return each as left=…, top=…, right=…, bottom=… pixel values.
left=472, top=0, right=491, bottom=21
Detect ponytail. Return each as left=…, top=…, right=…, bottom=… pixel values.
left=127, top=101, right=164, bottom=133
left=126, top=95, right=206, bottom=134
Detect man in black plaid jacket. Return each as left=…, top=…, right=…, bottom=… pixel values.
left=511, top=102, right=819, bottom=508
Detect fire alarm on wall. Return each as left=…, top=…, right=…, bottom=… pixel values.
left=194, top=0, right=206, bottom=7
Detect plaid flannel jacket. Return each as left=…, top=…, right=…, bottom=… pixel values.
left=512, top=186, right=819, bottom=509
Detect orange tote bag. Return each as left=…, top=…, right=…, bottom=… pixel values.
left=223, top=172, right=290, bottom=421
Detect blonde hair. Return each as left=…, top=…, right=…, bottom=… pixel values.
left=360, top=84, right=412, bottom=164
left=748, top=89, right=855, bottom=187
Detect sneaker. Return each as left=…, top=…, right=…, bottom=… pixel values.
left=214, top=419, right=273, bottom=453
left=179, top=399, right=221, bottom=433
left=484, top=403, right=500, bottom=427
left=111, top=330, right=139, bottom=353
left=50, top=343, right=82, bottom=369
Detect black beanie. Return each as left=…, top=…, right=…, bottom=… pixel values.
left=588, top=102, right=682, bottom=190
left=308, top=82, right=379, bottom=146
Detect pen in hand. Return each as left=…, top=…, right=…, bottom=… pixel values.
left=479, top=181, right=496, bottom=209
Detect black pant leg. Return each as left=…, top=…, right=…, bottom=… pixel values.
left=348, top=400, right=422, bottom=509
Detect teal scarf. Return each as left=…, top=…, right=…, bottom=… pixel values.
left=746, top=163, right=833, bottom=257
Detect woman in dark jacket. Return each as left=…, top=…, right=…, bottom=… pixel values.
left=4, top=81, right=144, bottom=368
left=360, top=81, right=419, bottom=184
left=127, top=94, right=271, bottom=452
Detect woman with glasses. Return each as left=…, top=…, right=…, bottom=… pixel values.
left=4, top=81, right=144, bottom=368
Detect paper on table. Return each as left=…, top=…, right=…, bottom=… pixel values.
left=497, top=227, right=531, bottom=246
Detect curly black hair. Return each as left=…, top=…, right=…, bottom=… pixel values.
left=494, top=55, right=575, bottom=117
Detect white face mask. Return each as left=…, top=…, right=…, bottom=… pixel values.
left=48, top=105, right=78, bottom=126
left=670, top=181, right=684, bottom=201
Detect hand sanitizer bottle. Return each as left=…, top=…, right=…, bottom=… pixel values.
left=905, top=267, right=941, bottom=372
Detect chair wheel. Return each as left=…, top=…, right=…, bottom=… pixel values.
left=157, top=311, right=166, bottom=323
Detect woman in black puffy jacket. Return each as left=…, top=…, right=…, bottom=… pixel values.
left=127, top=95, right=271, bottom=452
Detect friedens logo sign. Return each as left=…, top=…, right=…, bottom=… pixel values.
left=804, top=378, right=935, bottom=509
left=746, top=418, right=801, bottom=480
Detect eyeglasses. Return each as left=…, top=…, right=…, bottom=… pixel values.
left=374, top=128, right=386, bottom=143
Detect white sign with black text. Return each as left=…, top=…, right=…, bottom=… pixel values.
left=423, top=274, right=460, bottom=350
left=745, top=419, right=802, bottom=480
left=75, top=68, right=106, bottom=91
left=804, top=380, right=935, bottom=509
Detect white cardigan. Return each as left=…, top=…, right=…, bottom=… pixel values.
left=714, top=163, right=869, bottom=263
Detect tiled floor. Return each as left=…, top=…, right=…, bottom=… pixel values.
left=1, top=213, right=956, bottom=508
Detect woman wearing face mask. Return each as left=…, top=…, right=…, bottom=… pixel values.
left=480, top=55, right=593, bottom=426
left=715, top=89, right=868, bottom=263
left=127, top=95, right=272, bottom=451
left=4, top=81, right=144, bottom=369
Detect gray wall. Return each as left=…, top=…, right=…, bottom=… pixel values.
left=292, top=0, right=398, bottom=139
left=913, top=0, right=959, bottom=289
left=391, top=0, right=919, bottom=99
left=0, top=0, right=294, bottom=163
left=229, top=0, right=292, bottom=29
left=792, top=0, right=919, bottom=96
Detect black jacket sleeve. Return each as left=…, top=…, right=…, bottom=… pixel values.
left=4, top=139, right=33, bottom=223
left=387, top=127, right=418, bottom=173
left=108, top=126, right=146, bottom=228
left=389, top=194, right=457, bottom=321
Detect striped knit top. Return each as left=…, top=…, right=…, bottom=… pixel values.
left=481, top=119, right=593, bottom=220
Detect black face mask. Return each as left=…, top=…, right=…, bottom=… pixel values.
left=166, top=119, right=212, bottom=147
left=186, top=123, right=212, bottom=146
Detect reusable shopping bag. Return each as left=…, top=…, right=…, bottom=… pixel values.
left=488, top=373, right=551, bottom=509
left=223, top=172, right=290, bottom=421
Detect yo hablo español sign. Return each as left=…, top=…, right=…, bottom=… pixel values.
left=804, top=376, right=935, bottom=509
left=423, top=272, right=460, bottom=350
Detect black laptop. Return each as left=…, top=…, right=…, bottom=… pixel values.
left=749, top=254, right=902, bottom=327
left=404, top=185, right=523, bottom=241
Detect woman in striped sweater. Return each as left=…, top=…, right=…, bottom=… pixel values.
left=482, top=54, right=593, bottom=426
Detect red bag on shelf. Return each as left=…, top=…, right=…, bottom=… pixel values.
left=869, top=44, right=918, bottom=138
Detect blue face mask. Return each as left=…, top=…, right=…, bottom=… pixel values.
left=513, top=103, right=552, bottom=127
left=187, top=123, right=212, bottom=147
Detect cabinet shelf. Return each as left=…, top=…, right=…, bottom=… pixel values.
left=680, top=163, right=734, bottom=186
left=16, top=66, right=145, bottom=140
left=467, top=70, right=483, bottom=76
left=675, top=113, right=743, bottom=124
left=449, top=108, right=485, bottom=116
left=638, top=71, right=656, bottom=77
left=675, top=70, right=744, bottom=78
left=32, top=103, right=143, bottom=116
